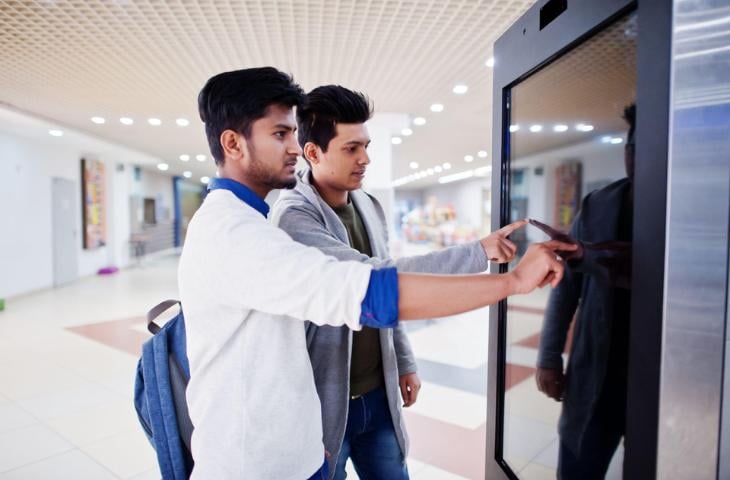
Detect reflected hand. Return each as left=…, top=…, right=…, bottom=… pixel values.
left=481, top=219, right=527, bottom=263
left=528, top=219, right=584, bottom=260
left=536, top=367, right=565, bottom=401
left=509, top=241, right=578, bottom=294
left=399, top=372, right=421, bottom=407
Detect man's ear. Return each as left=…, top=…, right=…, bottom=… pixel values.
left=220, top=129, right=245, bottom=162
left=303, top=142, right=321, bottom=165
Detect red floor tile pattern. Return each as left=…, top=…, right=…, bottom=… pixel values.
left=68, top=315, right=543, bottom=479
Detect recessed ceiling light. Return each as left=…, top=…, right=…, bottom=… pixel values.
left=183, top=171, right=192, bottom=178
left=477, top=150, right=488, bottom=158
left=576, top=123, right=594, bottom=132
left=413, top=117, right=426, bottom=126
left=464, top=155, right=474, bottom=162
left=391, top=137, right=402, bottom=145
left=148, top=118, right=162, bottom=126
left=553, top=124, right=569, bottom=132
left=176, top=118, right=190, bottom=127
left=610, top=137, right=624, bottom=144
left=401, top=128, right=413, bottom=136
left=434, top=165, right=443, bottom=173
left=196, top=154, right=207, bottom=162
left=486, top=57, right=495, bottom=68
left=48, top=129, right=63, bottom=137
left=409, top=161, right=419, bottom=169
left=179, top=154, right=190, bottom=161
left=442, top=162, right=452, bottom=170
left=601, top=136, right=613, bottom=143
left=430, top=104, right=444, bottom=113
left=452, top=84, right=468, bottom=94
left=157, top=163, right=169, bottom=171
left=509, top=124, right=520, bottom=133
left=201, top=176, right=210, bottom=184
left=120, top=117, right=134, bottom=125
left=426, top=168, right=434, bottom=175
left=91, top=116, right=105, bottom=124
left=529, top=125, right=543, bottom=133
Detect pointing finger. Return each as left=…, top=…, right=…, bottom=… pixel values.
left=497, top=219, right=528, bottom=236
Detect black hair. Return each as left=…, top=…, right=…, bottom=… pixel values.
left=297, top=85, right=373, bottom=158
left=198, top=67, right=306, bottom=165
left=623, top=103, right=636, bottom=145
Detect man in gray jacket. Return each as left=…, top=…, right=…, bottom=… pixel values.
left=271, top=85, right=526, bottom=479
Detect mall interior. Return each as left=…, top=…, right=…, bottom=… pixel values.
left=1, top=0, right=729, bottom=479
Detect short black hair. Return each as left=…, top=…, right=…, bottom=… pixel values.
left=198, top=67, right=306, bottom=165
left=623, top=103, right=636, bottom=145
left=297, top=85, right=373, bottom=157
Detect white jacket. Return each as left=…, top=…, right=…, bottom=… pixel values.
left=178, top=189, right=373, bottom=480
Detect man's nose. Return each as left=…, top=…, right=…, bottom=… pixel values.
left=289, top=139, right=303, bottom=156
left=360, top=151, right=371, bottom=165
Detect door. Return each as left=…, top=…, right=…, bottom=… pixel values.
left=486, top=0, right=671, bottom=478
left=52, top=177, right=78, bottom=286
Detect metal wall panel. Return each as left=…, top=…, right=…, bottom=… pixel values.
left=657, top=1, right=730, bottom=479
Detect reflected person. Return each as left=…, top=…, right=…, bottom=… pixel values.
left=535, top=104, right=635, bottom=479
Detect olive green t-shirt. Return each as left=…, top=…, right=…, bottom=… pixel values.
left=332, top=200, right=384, bottom=397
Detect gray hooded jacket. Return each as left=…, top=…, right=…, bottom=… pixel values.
left=271, top=168, right=489, bottom=476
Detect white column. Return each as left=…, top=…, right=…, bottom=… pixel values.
left=364, top=113, right=409, bottom=242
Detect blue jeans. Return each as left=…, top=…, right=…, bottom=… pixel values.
left=307, top=458, right=329, bottom=480
left=333, top=386, right=409, bottom=480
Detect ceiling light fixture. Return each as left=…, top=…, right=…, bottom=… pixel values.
left=430, top=104, right=444, bottom=113
left=401, top=128, right=413, bottom=136
left=529, top=125, right=543, bottom=133
left=409, top=161, right=419, bottom=169
left=48, top=129, right=63, bottom=137
left=120, top=117, right=134, bottom=125
left=576, top=123, right=594, bottom=132
left=553, top=124, right=569, bottom=132
left=201, top=176, right=210, bottom=184
left=486, top=57, right=495, bottom=68
left=509, top=124, right=520, bottom=133
left=176, top=118, right=190, bottom=127
left=196, top=154, right=207, bottom=162
left=477, top=150, right=488, bottom=158
left=392, top=137, right=403, bottom=145
left=183, top=171, right=192, bottom=178
left=413, top=117, right=426, bottom=126
left=434, top=166, right=443, bottom=173
left=91, top=116, right=105, bottom=124
left=442, top=162, right=452, bottom=170
left=439, top=170, right=474, bottom=184
left=452, top=84, right=468, bottom=94
left=157, top=163, right=169, bottom=171
left=148, top=118, right=162, bottom=126
left=464, top=155, right=474, bottom=162
left=179, top=154, right=190, bottom=161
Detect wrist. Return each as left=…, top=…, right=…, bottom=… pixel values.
left=505, top=271, right=521, bottom=295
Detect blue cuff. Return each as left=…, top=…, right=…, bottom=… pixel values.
left=360, top=267, right=399, bottom=329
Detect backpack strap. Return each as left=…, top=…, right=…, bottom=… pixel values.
left=146, top=300, right=182, bottom=334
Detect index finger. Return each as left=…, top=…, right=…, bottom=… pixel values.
left=528, top=218, right=565, bottom=240
left=497, top=219, right=528, bottom=236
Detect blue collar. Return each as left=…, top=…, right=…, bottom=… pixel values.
left=207, top=177, right=270, bottom=218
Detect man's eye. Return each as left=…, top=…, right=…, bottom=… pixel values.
left=347, top=147, right=357, bottom=153
left=275, top=131, right=286, bottom=138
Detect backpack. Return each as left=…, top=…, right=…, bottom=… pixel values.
left=134, top=300, right=194, bottom=479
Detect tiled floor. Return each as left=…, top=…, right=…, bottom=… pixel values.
left=0, top=251, right=622, bottom=479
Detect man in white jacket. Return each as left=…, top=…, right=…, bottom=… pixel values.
left=179, top=67, right=575, bottom=480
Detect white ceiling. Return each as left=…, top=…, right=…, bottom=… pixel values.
left=0, top=0, right=536, bottom=186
